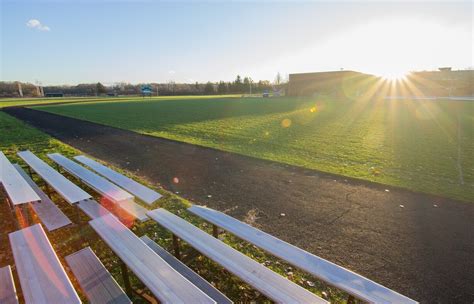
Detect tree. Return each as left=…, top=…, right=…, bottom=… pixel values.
left=204, top=82, right=215, bottom=95
left=243, top=77, right=253, bottom=94
left=168, top=80, right=176, bottom=95
left=217, top=81, right=228, bottom=94
left=232, top=75, right=244, bottom=93
left=235, top=75, right=242, bottom=85
left=274, top=72, right=282, bottom=85
left=96, top=82, right=107, bottom=95
left=258, top=80, right=271, bottom=89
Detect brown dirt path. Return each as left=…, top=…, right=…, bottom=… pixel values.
left=4, top=107, right=474, bottom=303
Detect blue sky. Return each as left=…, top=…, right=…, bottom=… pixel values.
left=1, top=0, right=472, bottom=85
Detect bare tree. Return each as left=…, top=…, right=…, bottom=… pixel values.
left=274, top=72, right=282, bottom=85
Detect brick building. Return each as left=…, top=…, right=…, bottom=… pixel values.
left=287, top=70, right=373, bottom=97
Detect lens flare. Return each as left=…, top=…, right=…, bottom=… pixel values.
left=281, top=118, right=292, bottom=128
left=379, top=70, right=408, bottom=81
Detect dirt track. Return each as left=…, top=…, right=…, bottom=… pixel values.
left=5, top=107, right=474, bottom=303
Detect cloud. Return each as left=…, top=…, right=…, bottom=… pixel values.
left=26, top=19, right=50, bottom=31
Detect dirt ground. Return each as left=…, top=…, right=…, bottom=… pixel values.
left=5, top=107, right=474, bottom=303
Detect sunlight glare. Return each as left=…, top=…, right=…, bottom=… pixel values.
left=379, top=69, right=408, bottom=81
left=269, top=17, right=471, bottom=79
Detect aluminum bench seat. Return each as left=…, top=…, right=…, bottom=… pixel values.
left=189, top=205, right=417, bottom=304
left=140, top=235, right=232, bottom=304
left=0, top=266, right=19, bottom=304
left=48, top=153, right=149, bottom=222
left=17, top=151, right=116, bottom=221
left=77, top=198, right=112, bottom=219
left=75, top=155, right=162, bottom=205
left=14, top=164, right=72, bottom=231
left=48, top=153, right=133, bottom=204
left=147, top=208, right=327, bottom=304
left=66, top=247, right=131, bottom=304
left=89, top=213, right=216, bottom=303
left=8, top=224, right=81, bottom=304
left=0, top=151, right=40, bottom=205
left=18, top=150, right=91, bottom=204
left=114, top=199, right=148, bottom=222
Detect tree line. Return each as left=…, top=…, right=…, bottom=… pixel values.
left=0, top=74, right=287, bottom=98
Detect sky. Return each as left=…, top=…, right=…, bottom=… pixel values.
left=1, top=0, right=472, bottom=85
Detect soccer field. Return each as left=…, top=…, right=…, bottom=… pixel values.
left=33, top=96, right=474, bottom=201
left=0, top=97, right=101, bottom=108
left=0, top=95, right=228, bottom=108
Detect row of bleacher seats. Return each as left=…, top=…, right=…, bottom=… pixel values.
left=0, top=150, right=417, bottom=303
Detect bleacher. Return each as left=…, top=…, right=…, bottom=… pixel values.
left=48, top=153, right=149, bottom=222
left=188, top=205, right=417, bottom=303
left=0, top=150, right=417, bottom=303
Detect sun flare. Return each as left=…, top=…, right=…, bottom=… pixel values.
left=378, top=70, right=408, bottom=81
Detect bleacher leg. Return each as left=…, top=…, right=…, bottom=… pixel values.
left=172, top=234, right=181, bottom=260
left=15, top=204, right=30, bottom=229
left=120, top=261, right=133, bottom=297
left=5, top=196, right=13, bottom=209
left=134, top=222, right=144, bottom=237
left=212, top=224, right=219, bottom=238
left=76, top=208, right=84, bottom=232
left=13, top=206, right=22, bottom=230
left=5, top=197, right=20, bottom=229
left=44, top=183, right=53, bottom=197
left=27, top=166, right=33, bottom=178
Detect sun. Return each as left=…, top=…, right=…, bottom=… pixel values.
left=379, top=70, right=408, bottom=81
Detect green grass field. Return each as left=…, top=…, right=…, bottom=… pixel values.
left=0, top=97, right=101, bottom=108
left=33, top=96, right=474, bottom=202
left=0, top=95, right=237, bottom=109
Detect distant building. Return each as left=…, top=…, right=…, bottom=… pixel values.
left=44, top=93, right=64, bottom=97
left=288, top=69, right=474, bottom=98
left=438, top=67, right=452, bottom=72
left=406, top=69, right=474, bottom=97
left=287, top=70, right=373, bottom=97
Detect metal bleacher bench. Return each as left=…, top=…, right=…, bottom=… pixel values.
left=147, top=208, right=328, bottom=304
left=140, top=235, right=232, bottom=304
left=89, top=213, right=216, bottom=303
left=189, top=205, right=418, bottom=304
left=74, top=155, right=162, bottom=205
left=0, top=265, right=18, bottom=304
left=17, top=150, right=110, bottom=220
left=66, top=247, right=131, bottom=304
left=14, top=164, right=72, bottom=231
left=17, top=151, right=91, bottom=205
left=48, top=153, right=149, bottom=222
left=0, top=151, right=40, bottom=206
left=77, top=197, right=112, bottom=219
left=9, top=224, right=81, bottom=304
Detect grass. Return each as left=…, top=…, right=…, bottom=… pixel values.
left=0, top=95, right=239, bottom=109
left=34, top=96, right=474, bottom=202
left=0, top=96, right=104, bottom=108
left=0, top=111, right=347, bottom=303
